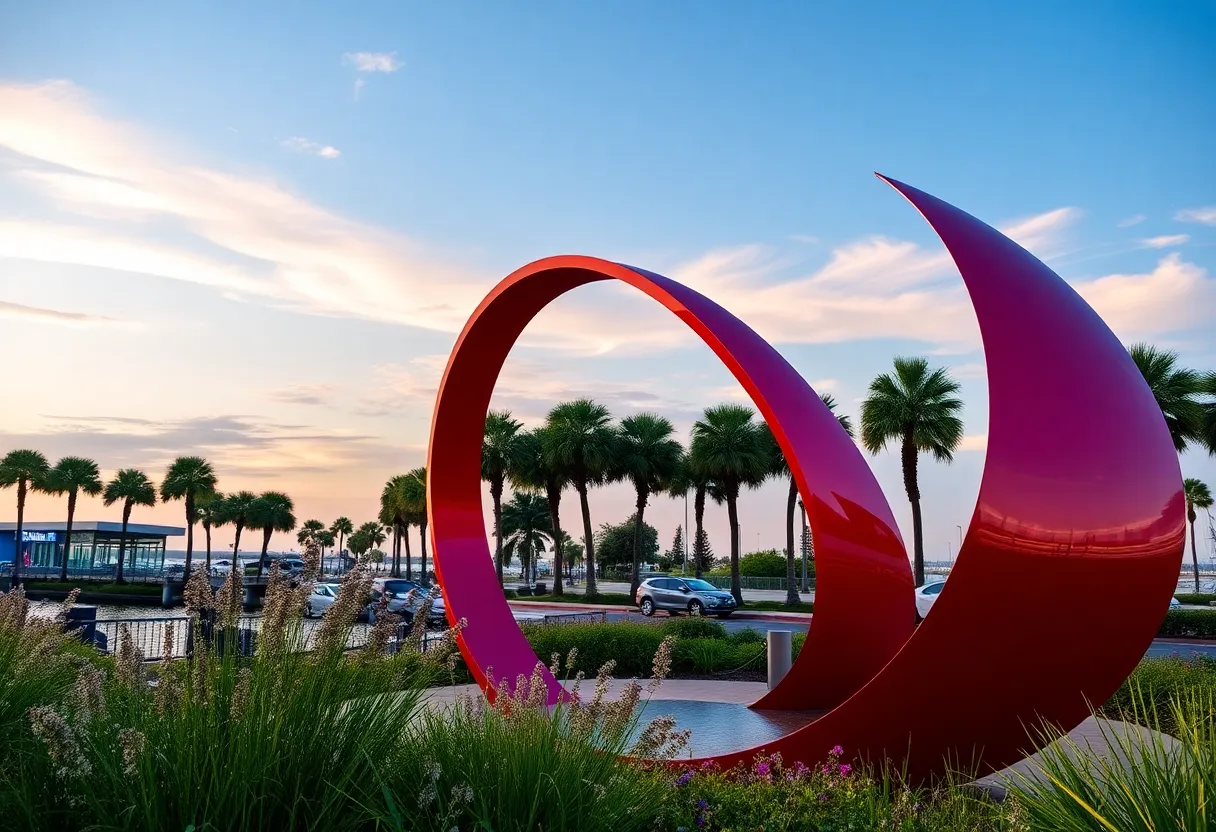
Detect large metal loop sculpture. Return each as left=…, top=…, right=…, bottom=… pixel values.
left=426, top=176, right=1184, bottom=781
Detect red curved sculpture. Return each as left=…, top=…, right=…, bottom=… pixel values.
left=426, top=175, right=1184, bottom=781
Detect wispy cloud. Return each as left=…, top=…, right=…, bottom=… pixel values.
left=959, top=434, right=988, bottom=452
left=280, top=136, right=341, bottom=159
left=1117, top=214, right=1147, bottom=228
left=1140, top=234, right=1189, bottom=249
left=1072, top=253, right=1215, bottom=339
left=267, top=384, right=341, bottom=406
left=0, top=300, right=115, bottom=325
left=343, top=51, right=403, bottom=73
left=1175, top=206, right=1216, bottom=226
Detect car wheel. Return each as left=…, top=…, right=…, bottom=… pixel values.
left=640, top=597, right=655, bottom=617
left=689, top=600, right=704, bottom=617
left=715, top=613, right=731, bottom=619
left=305, top=602, right=314, bottom=618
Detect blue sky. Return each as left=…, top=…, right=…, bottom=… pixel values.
left=1, top=1, right=1214, bottom=564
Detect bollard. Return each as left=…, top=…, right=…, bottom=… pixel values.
left=766, top=629, right=792, bottom=690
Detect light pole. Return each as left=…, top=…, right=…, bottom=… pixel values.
left=683, top=490, right=689, bottom=575
left=956, top=525, right=963, bottom=548
left=799, top=499, right=809, bottom=593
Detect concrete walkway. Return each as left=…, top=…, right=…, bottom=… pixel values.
left=423, top=678, right=1177, bottom=798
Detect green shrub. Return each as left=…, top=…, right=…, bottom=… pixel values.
left=728, top=627, right=764, bottom=646
left=1158, top=608, right=1216, bottom=638
left=792, top=632, right=806, bottom=660
left=1174, top=593, right=1216, bottom=606
left=1102, top=655, right=1216, bottom=736
left=660, top=617, right=728, bottom=641
left=23, top=581, right=162, bottom=597
left=738, top=550, right=787, bottom=577
left=675, top=638, right=736, bottom=673
left=522, top=622, right=661, bottom=678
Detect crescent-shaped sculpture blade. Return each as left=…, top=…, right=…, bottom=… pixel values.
left=427, top=177, right=1184, bottom=783
left=427, top=257, right=915, bottom=710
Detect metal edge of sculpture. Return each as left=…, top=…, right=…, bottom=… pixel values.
left=425, top=175, right=1184, bottom=782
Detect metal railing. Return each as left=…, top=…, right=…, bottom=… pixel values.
left=700, top=575, right=815, bottom=591
left=80, top=607, right=606, bottom=662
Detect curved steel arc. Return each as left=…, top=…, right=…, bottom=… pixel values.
left=428, top=177, right=1184, bottom=782
left=427, top=257, right=915, bottom=709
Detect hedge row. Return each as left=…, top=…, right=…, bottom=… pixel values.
left=1158, top=609, right=1216, bottom=639
left=1174, top=593, right=1216, bottom=606
left=519, top=618, right=797, bottom=678
left=1100, top=653, right=1216, bottom=736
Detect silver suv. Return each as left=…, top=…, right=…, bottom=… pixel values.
left=635, top=576, right=737, bottom=618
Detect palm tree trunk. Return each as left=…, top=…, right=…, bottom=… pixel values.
left=184, top=492, right=195, bottom=577
left=800, top=500, right=812, bottom=592
left=403, top=525, right=413, bottom=580
left=419, top=518, right=428, bottom=584
left=116, top=504, right=131, bottom=585
left=60, top=489, right=78, bottom=582
left=630, top=488, right=648, bottom=596
left=901, top=428, right=925, bottom=587
left=693, top=484, right=706, bottom=578
left=391, top=525, right=400, bottom=577
left=13, top=479, right=27, bottom=584
left=1191, top=513, right=1201, bottom=593
left=578, top=482, right=598, bottom=596
left=204, top=522, right=212, bottom=570
left=785, top=478, right=800, bottom=605
left=233, top=523, right=244, bottom=574
left=338, top=532, right=345, bottom=574
left=257, top=527, right=272, bottom=577
left=492, top=480, right=505, bottom=586
left=727, top=491, right=742, bottom=604
left=547, top=485, right=564, bottom=593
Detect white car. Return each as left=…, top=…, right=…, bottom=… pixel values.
left=306, top=583, right=341, bottom=617
left=914, top=580, right=947, bottom=620
left=210, top=560, right=234, bottom=576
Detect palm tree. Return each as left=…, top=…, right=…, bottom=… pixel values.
left=379, top=477, right=413, bottom=577
left=615, top=413, right=683, bottom=595
left=1129, top=343, right=1203, bottom=453
left=47, top=456, right=103, bottom=581
left=1184, top=478, right=1214, bottom=593
left=298, top=518, right=325, bottom=548
left=159, top=456, right=218, bottom=579
left=543, top=399, right=615, bottom=595
left=316, top=529, right=335, bottom=569
left=771, top=394, right=853, bottom=605
left=690, top=405, right=771, bottom=603
left=0, top=449, right=52, bottom=584
left=330, top=516, right=354, bottom=572
left=356, top=521, right=386, bottom=571
left=861, top=357, right=964, bottom=587
left=501, top=492, right=553, bottom=583
left=219, top=491, right=259, bottom=572
left=196, top=491, right=226, bottom=570
left=511, top=428, right=571, bottom=592
left=347, top=528, right=370, bottom=564
left=248, top=492, right=296, bottom=577
left=102, top=469, right=157, bottom=584
left=405, top=467, right=429, bottom=582
left=1200, top=371, right=1216, bottom=456
left=483, top=410, right=526, bottom=585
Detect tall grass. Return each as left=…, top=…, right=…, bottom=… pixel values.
left=1012, top=686, right=1214, bottom=831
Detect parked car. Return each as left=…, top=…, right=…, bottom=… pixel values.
left=1170, top=596, right=1182, bottom=609
left=914, top=580, right=947, bottom=620
left=210, top=559, right=234, bottom=576
left=635, top=576, right=736, bottom=618
left=244, top=555, right=305, bottom=576
left=368, top=578, right=446, bottom=628
left=305, top=583, right=341, bottom=617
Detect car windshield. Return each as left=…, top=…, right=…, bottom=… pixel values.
left=683, top=579, right=718, bottom=592
left=382, top=580, right=417, bottom=597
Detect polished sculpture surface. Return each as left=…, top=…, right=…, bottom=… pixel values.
left=426, top=175, right=1184, bottom=780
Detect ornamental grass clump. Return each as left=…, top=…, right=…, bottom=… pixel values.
left=0, top=574, right=431, bottom=832
left=1011, top=685, right=1215, bottom=832
left=369, top=642, right=681, bottom=832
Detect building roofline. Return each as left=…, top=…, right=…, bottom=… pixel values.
left=0, top=521, right=185, bottom=536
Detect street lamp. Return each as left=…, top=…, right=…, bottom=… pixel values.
left=956, top=525, right=963, bottom=547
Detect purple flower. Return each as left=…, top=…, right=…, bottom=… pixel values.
left=696, top=799, right=709, bottom=810
left=755, top=761, right=771, bottom=778
left=821, top=764, right=831, bottom=775
left=674, top=770, right=694, bottom=787
left=830, top=745, right=844, bottom=756
left=818, top=793, right=829, bottom=802
left=839, top=764, right=852, bottom=777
